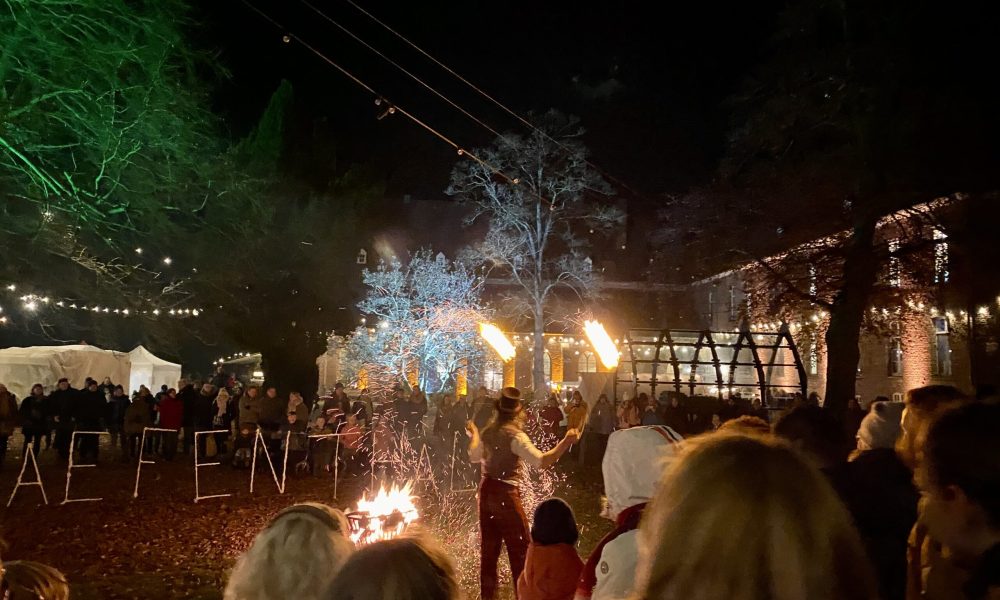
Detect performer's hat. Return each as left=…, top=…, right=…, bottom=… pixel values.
left=496, top=387, right=523, bottom=414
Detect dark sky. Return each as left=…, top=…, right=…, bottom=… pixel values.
left=200, top=0, right=783, bottom=200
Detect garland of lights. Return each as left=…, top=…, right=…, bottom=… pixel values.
left=0, top=282, right=203, bottom=324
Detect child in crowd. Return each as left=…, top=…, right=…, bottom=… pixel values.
left=310, top=416, right=337, bottom=475
left=517, top=498, right=584, bottom=600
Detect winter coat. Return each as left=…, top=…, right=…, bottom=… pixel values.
left=588, top=401, right=615, bottom=436
left=108, top=393, right=130, bottom=427
left=616, top=401, right=640, bottom=429
left=177, top=385, right=199, bottom=427
left=0, top=391, right=18, bottom=435
left=640, top=407, right=664, bottom=426
left=517, top=543, right=583, bottom=600
left=258, top=394, right=286, bottom=430
left=280, top=416, right=308, bottom=452
left=473, top=400, right=494, bottom=429
left=49, top=387, right=78, bottom=428
left=540, top=406, right=564, bottom=438
left=662, top=405, right=688, bottom=434
left=75, top=389, right=107, bottom=429
left=577, top=425, right=683, bottom=600
left=124, top=397, right=154, bottom=435
left=239, top=393, right=261, bottom=427
left=448, top=401, right=473, bottom=439
left=193, top=391, right=217, bottom=429
left=157, top=395, right=184, bottom=430
left=566, top=403, right=589, bottom=431
left=18, top=395, right=48, bottom=435
left=340, top=424, right=363, bottom=451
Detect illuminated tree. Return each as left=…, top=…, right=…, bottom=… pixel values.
left=343, top=251, right=489, bottom=394
left=447, top=111, right=621, bottom=397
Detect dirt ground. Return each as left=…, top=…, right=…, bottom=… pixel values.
left=0, top=435, right=608, bottom=599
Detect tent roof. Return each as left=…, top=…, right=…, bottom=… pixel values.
left=0, top=344, right=127, bottom=359
left=129, top=345, right=180, bottom=368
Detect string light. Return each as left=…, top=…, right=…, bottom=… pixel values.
left=2, top=285, right=200, bottom=319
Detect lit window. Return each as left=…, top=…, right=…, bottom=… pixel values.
left=932, top=317, right=952, bottom=376
left=934, top=229, right=949, bottom=284
left=484, top=359, right=503, bottom=391
left=888, top=337, right=903, bottom=376
left=356, top=249, right=368, bottom=265
left=809, top=336, right=819, bottom=376
left=543, top=351, right=552, bottom=381
left=578, top=352, right=597, bottom=373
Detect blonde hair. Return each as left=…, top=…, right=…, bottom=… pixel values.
left=1, top=560, right=70, bottom=600
left=635, top=433, right=876, bottom=600
left=324, top=531, right=460, bottom=600
left=896, top=385, right=968, bottom=470
left=225, top=503, right=354, bottom=600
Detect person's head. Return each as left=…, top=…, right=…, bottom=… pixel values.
left=898, top=385, right=969, bottom=470
left=30, top=384, right=44, bottom=396
left=324, top=532, right=460, bottom=600
left=201, top=383, right=214, bottom=395
left=246, top=385, right=259, bottom=398
left=773, top=405, right=848, bottom=469
left=477, top=385, right=488, bottom=399
left=289, top=391, right=303, bottom=405
left=346, top=413, right=357, bottom=426
left=572, top=390, right=583, bottom=405
left=101, top=376, right=112, bottom=385
left=635, top=433, right=877, bottom=600
left=710, top=413, right=722, bottom=429
left=718, top=415, right=771, bottom=436
left=87, top=380, right=98, bottom=392
left=113, top=385, right=124, bottom=396
left=917, top=402, right=1000, bottom=559
left=603, top=425, right=682, bottom=520
left=167, top=388, right=177, bottom=398
left=597, top=393, right=608, bottom=404
left=217, top=389, right=230, bottom=403
left=670, top=396, right=680, bottom=408
left=531, top=497, right=579, bottom=546
left=139, top=385, right=150, bottom=397
left=225, top=503, right=353, bottom=600
left=266, top=387, right=277, bottom=398
left=855, top=401, right=904, bottom=452
left=0, top=560, right=69, bottom=600
left=492, top=387, right=524, bottom=427
left=58, top=378, right=69, bottom=391
left=178, top=378, right=189, bottom=389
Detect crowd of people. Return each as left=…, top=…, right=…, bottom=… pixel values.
left=2, top=378, right=999, bottom=599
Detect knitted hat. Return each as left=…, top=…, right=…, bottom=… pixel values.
left=857, top=401, right=905, bottom=450
left=496, top=387, right=523, bottom=414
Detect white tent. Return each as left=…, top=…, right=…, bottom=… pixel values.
left=0, top=344, right=131, bottom=399
left=128, top=345, right=182, bottom=394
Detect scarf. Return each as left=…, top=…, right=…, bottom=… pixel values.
left=216, top=396, right=229, bottom=417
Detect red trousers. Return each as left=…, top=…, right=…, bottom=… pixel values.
left=479, top=477, right=530, bottom=600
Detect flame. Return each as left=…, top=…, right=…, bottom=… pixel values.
left=479, top=322, right=516, bottom=362
left=347, top=481, right=419, bottom=545
left=584, top=320, right=619, bottom=369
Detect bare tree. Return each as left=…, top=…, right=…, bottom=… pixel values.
left=447, top=111, right=621, bottom=397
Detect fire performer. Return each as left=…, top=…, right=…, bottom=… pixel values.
left=467, top=386, right=580, bottom=599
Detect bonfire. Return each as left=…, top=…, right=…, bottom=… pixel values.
left=346, top=481, right=419, bottom=545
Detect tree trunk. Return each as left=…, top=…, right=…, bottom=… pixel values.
left=532, top=303, right=547, bottom=401
left=823, top=218, right=878, bottom=420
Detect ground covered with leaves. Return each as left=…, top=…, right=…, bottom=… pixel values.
left=0, top=441, right=607, bottom=599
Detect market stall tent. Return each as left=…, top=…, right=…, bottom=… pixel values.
left=128, top=345, right=182, bottom=394
left=0, top=344, right=131, bottom=399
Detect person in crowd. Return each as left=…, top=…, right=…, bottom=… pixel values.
left=155, top=384, right=168, bottom=403
left=842, top=400, right=916, bottom=600
left=97, top=376, right=115, bottom=399
left=234, top=385, right=262, bottom=466
left=211, top=365, right=229, bottom=390
left=518, top=497, right=583, bottom=600
left=156, top=388, right=183, bottom=461
left=339, top=412, right=363, bottom=476
left=225, top=503, right=354, bottom=600
left=351, top=388, right=372, bottom=427
left=0, top=560, right=70, bottom=600
left=176, top=380, right=199, bottom=455
left=18, top=384, right=47, bottom=457
left=634, top=432, right=878, bottom=600
left=325, top=532, right=460, bottom=600
left=662, top=395, right=689, bottom=434
left=773, top=404, right=850, bottom=474
left=917, top=402, right=1000, bottom=600
left=616, top=396, right=640, bottom=429
left=192, top=383, right=217, bottom=457
left=433, top=393, right=454, bottom=440
left=467, top=387, right=580, bottom=600
left=898, top=385, right=970, bottom=600
left=49, top=378, right=77, bottom=462
left=370, top=412, right=394, bottom=481
left=473, top=386, right=494, bottom=430
left=259, top=386, right=286, bottom=454
left=709, top=412, right=722, bottom=430
left=566, top=391, right=588, bottom=432
left=586, top=394, right=615, bottom=464
left=310, top=415, right=338, bottom=475
left=108, top=384, right=130, bottom=452
left=540, top=394, right=565, bottom=442
left=279, top=407, right=308, bottom=477
left=574, top=424, right=683, bottom=600
left=640, top=400, right=663, bottom=426
left=845, top=396, right=868, bottom=440
left=212, top=388, right=233, bottom=458
left=75, top=379, right=106, bottom=464
left=448, top=394, right=473, bottom=442
left=124, top=386, right=154, bottom=462
left=138, top=385, right=161, bottom=455
left=718, top=394, right=743, bottom=423
left=408, top=385, right=428, bottom=435
left=0, top=384, right=18, bottom=468
left=717, top=414, right=771, bottom=436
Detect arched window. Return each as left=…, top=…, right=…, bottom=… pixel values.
left=356, top=249, right=368, bottom=265
left=543, top=351, right=552, bottom=381
left=578, top=352, right=597, bottom=373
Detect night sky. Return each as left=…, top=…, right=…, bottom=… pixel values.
left=201, top=0, right=783, bottom=201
